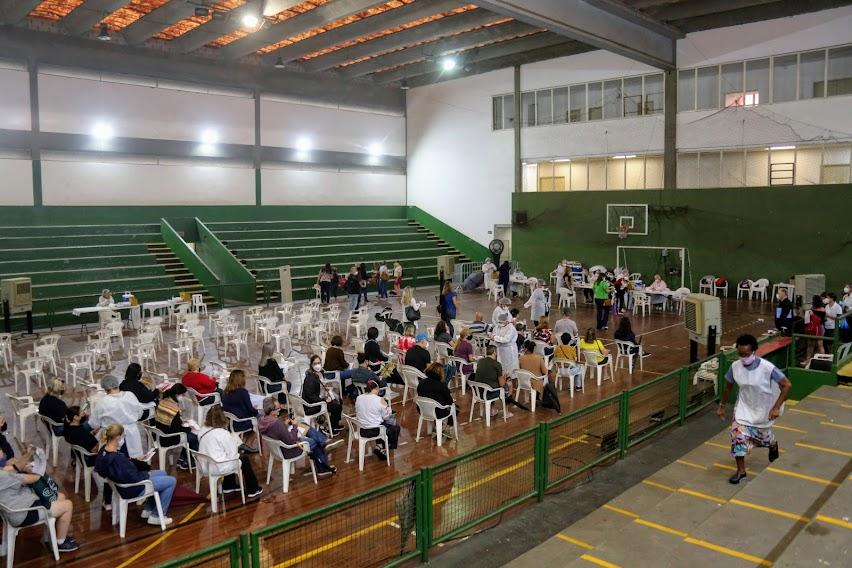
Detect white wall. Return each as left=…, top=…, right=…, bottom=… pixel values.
left=407, top=67, right=514, bottom=246
left=261, top=167, right=405, bottom=205
left=0, top=154, right=33, bottom=205
left=0, top=66, right=31, bottom=131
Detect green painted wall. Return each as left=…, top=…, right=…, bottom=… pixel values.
left=160, top=219, right=222, bottom=304
left=194, top=219, right=256, bottom=304
left=513, top=185, right=851, bottom=294
left=407, top=206, right=489, bottom=263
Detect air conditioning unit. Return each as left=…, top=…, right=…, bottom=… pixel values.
left=1, top=277, right=33, bottom=315
left=437, top=255, right=455, bottom=280
left=793, top=274, right=825, bottom=310
left=684, top=293, right=721, bottom=346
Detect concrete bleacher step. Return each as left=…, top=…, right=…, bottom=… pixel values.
left=0, top=223, right=161, bottom=237
left=146, top=244, right=215, bottom=305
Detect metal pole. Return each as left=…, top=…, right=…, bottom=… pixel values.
left=514, top=64, right=522, bottom=193
left=663, top=65, right=677, bottom=189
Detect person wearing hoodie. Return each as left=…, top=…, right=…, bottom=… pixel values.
left=258, top=397, right=341, bottom=477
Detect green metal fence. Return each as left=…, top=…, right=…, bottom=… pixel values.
left=162, top=342, right=815, bottom=568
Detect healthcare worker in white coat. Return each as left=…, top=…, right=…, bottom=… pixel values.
left=491, top=297, right=512, bottom=327
left=492, top=312, right=518, bottom=374
left=89, top=375, right=146, bottom=459
left=524, top=279, right=549, bottom=326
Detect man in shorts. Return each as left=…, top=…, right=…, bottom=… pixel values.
left=717, top=334, right=792, bottom=484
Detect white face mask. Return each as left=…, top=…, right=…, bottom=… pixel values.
left=312, top=363, right=322, bottom=372
left=845, top=286, right=851, bottom=294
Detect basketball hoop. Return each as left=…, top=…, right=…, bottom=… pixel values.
left=617, top=223, right=631, bottom=240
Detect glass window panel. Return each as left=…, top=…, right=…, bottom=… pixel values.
left=522, top=163, right=537, bottom=192
left=492, top=96, right=504, bottom=130
left=588, top=82, right=603, bottom=120
left=795, top=147, right=821, bottom=185
left=698, top=151, right=721, bottom=188
left=745, top=149, right=769, bottom=186
left=721, top=151, right=745, bottom=187
left=677, top=153, right=698, bottom=189
left=522, top=91, right=536, bottom=126
left=553, top=161, right=570, bottom=191
left=553, top=87, right=569, bottom=124
left=696, top=66, right=719, bottom=110
left=569, top=84, right=586, bottom=122
left=827, top=45, right=852, bottom=96
left=644, top=73, right=664, bottom=115
left=745, top=58, right=769, bottom=106
left=823, top=145, right=851, bottom=165
left=536, top=90, right=553, bottom=125
left=603, top=79, right=622, bottom=119
left=623, top=77, right=643, bottom=117
left=720, top=62, right=744, bottom=107
left=800, top=50, right=826, bottom=99
left=772, top=54, right=797, bottom=103
left=503, top=94, right=515, bottom=127
left=570, top=159, right=588, bottom=191
left=588, top=158, right=606, bottom=190
left=607, top=157, right=625, bottom=190
left=537, top=160, right=555, bottom=191
left=822, top=164, right=850, bottom=184
left=625, top=157, right=645, bottom=189
left=645, top=156, right=664, bottom=188
left=678, top=69, right=695, bottom=111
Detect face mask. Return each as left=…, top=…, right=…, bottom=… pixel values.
left=845, top=287, right=850, bottom=294
left=312, top=363, right=322, bottom=372
left=776, top=294, right=782, bottom=301
left=740, top=354, right=756, bottom=366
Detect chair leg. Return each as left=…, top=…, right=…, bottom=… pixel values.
left=6, top=525, right=16, bottom=568
left=209, top=477, right=218, bottom=513
left=46, top=518, right=59, bottom=561
left=416, top=417, right=423, bottom=442
left=358, top=441, right=365, bottom=471
left=266, top=455, right=274, bottom=485
left=308, top=458, right=318, bottom=485
left=119, top=501, right=128, bottom=538
left=84, top=470, right=92, bottom=502
left=436, top=420, right=443, bottom=448
left=153, top=493, right=166, bottom=530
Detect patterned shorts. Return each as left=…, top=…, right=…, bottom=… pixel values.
left=730, top=420, right=776, bottom=458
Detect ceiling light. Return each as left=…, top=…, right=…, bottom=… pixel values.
left=242, top=13, right=260, bottom=29
left=296, top=137, right=311, bottom=152
left=91, top=122, right=114, bottom=140
left=440, top=57, right=457, bottom=72
left=274, top=56, right=285, bottom=69
left=553, top=158, right=571, bottom=163
left=611, top=154, right=637, bottom=159
left=97, top=24, right=111, bottom=41
left=368, top=143, right=383, bottom=157
left=767, top=145, right=796, bottom=150
left=200, top=129, right=219, bottom=145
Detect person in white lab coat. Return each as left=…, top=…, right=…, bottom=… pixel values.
left=491, top=297, right=512, bottom=327
left=555, top=260, right=568, bottom=289
left=89, top=375, right=145, bottom=458
left=482, top=258, right=497, bottom=284
left=492, top=312, right=518, bottom=374
left=524, top=279, right=550, bottom=326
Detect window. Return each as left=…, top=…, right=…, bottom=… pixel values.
left=745, top=58, right=769, bottom=106
left=553, top=87, right=569, bottom=124
left=822, top=146, right=851, bottom=183
left=696, top=66, right=719, bottom=110
left=678, top=69, right=695, bottom=111
left=492, top=97, right=503, bottom=130
left=721, top=151, right=745, bottom=187
left=521, top=91, right=536, bottom=126
left=745, top=149, right=769, bottom=186
left=588, top=82, right=603, bottom=120
left=699, top=151, right=721, bottom=188
left=588, top=158, right=606, bottom=190
left=603, top=79, right=622, bottom=119
left=503, top=94, right=515, bottom=128
left=720, top=62, right=744, bottom=107
left=607, top=157, right=625, bottom=190
left=569, top=84, right=586, bottom=122
left=677, top=153, right=698, bottom=189
left=623, top=77, right=642, bottom=117
left=795, top=147, right=822, bottom=185
left=644, top=73, right=664, bottom=114
left=570, top=159, right=588, bottom=191
left=625, top=156, right=645, bottom=189
left=645, top=156, right=664, bottom=188
left=536, top=90, right=553, bottom=125
left=772, top=54, right=797, bottom=103
left=799, top=49, right=826, bottom=99
left=827, top=45, right=852, bottom=96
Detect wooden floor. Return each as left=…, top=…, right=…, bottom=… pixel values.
left=0, top=289, right=775, bottom=567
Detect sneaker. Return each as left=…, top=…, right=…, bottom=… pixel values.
left=768, top=443, right=779, bottom=462
left=504, top=411, right=514, bottom=419
left=57, top=539, right=80, bottom=553
left=221, top=487, right=242, bottom=494
left=317, top=468, right=334, bottom=477
left=641, top=352, right=652, bottom=358
left=325, top=439, right=344, bottom=452
left=574, top=386, right=583, bottom=391
left=141, top=509, right=153, bottom=519
left=247, top=488, right=263, bottom=499
left=102, top=503, right=112, bottom=512
left=603, top=326, right=609, bottom=330
left=176, top=459, right=190, bottom=471
left=373, top=447, right=388, bottom=461
left=239, top=444, right=259, bottom=454
left=728, top=471, right=747, bottom=485
left=147, top=516, right=173, bottom=526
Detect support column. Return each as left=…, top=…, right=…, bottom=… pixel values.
left=513, top=64, right=521, bottom=193
left=253, top=87, right=262, bottom=206
left=28, top=57, right=42, bottom=206
left=663, top=66, right=677, bottom=189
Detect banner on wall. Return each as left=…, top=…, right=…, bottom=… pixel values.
left=279, top=266, right=292, bottom=303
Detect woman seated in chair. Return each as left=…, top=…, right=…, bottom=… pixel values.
left=155, top=384, right=199, bottom=471
left=453, top=328, right=476, bottom=376
left=221, top=370, right=260, bottom=435
left=533, top=317, right=556, bottom=357
left=94, top=423, right=176, bottom=527
left=433, top=321, right=454, bottom=346
left=578, top=328, right=610, bottom=365
left=120, top=363, right=160, bottom=419
left=646, top=274, right=669, bottom=307
left=416, top=363, right=455, bottom=425
left=258, top=343, right=289, bottom=403
left=554, top=333, right=583, bottom=391
left=613, top=317, right=651, bottom=358
left=323, top=335, right=353, bottom=381
left=0, top=446, right=80, bottom=552
left=397, top=323, right=417, bottom=352
left=303, top=355, right=343, bottom=433
left=197, top=406, right=262, bottom=499
left=38, top=379, right=71, bottom=436
left=258, top=397, right=340, bottom=477
left=181, top=358, right=220, bottom=405
left=354, top=380, right=400, bottom=461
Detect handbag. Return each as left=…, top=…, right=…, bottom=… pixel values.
left=405, top=306, right=421, bottom=322
left=603, top=299, right=613, bottom=307
left=31, top=474, right=60, bottom=507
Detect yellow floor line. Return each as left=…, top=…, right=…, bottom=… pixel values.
left=557, top=533, right=594, bottom=550
left=808, top=395, right=846, bottom=404
left=729, top=499, right=809, bottom=522
left=815, top=514, right=852, bottom=531
left=703, top=441, right=729, bottom=450
left=115, top=502, right=206, bottom=568
left=677, top=488, right=726, bottom=504
left=765, top=467, right=840, bottom=487
left=712, top=462, right=751, bottom=473
left=774, top=424, right=807, bottom=433
left=560, top=435, right=590, bottom=444
left=602, top=504, right=640, bottom=518
left=683, top=537, right=772, bottom=566
left=634, top=518, right=688, bottom=538
left=580, top=553, right=621, bottom=568
left=676, top=459, right=707, bottom=470
left=794, top=442, right=852, bottom=458
left=819, top=421, right=852, bottom=431
left=274, top=520, right=393, bottom=568
left=642, top=479, right=677, bottom=492
left=787, top=408, right=827, bottom=417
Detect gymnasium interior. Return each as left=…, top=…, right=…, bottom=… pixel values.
left=0, top=1, right=851, bottom=567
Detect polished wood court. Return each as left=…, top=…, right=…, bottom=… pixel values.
left=1, top=289, right=775, bottom=567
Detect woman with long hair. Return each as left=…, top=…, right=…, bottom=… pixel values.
left=441, top=281, right=459, bottom=336
left=258, top=342, right=289, bottom=401
left=592, top=273, right=613, bottom=331
left=220, top=370, right=259, bottom=435
left=302, top=354, right=343, bottom=433
left=358, top=262, right=370, bottom=307
left=317, top=263, right=334, bottom=304
left=579, top=328, right=610, bottom=364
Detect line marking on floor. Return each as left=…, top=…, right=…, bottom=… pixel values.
left=602, top=504, right=640, bottom=518
left=641, top=322, right=686, bottom=336
left=675, top=459, right=707, bottom=470
left=774, top=424, right=807, bottom=433
left=787, top=408, right=827, bottom=417
left=683, top=537, right=772, bottom=566
left=115, top=502, right=206, bottom=568
left=765, top=467, right=840, bottom=486
left=580, top=553, right=621, bottom=568
left=712, top=463, right=752, bottom=474
left=815, top=514, right=852, bottom=531
left=819, top=421, right=852, bottom=430
left=634, top=518, right=688, bottom=537
left=729, top=499, right=809, bottom=522
left=677, top=488, right=726, bottom=504
left=704, top=440, right=785, bottom=454
left=641, top=479, right=677, bottom=492
left=807, top=395, right=847, bottom=404
left=560, top=435, right=590, bottom=444
left=794, top=442, right=852, bottom=458
left=556, top=533, right=594, bottom=550
left=274, top=519, right=393, bottom=568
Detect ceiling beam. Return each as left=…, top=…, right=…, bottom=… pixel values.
left=260, top=0, right=461, bottom=65
left=63, top=1, right=132, bottom=35
left=647, top=0, right=780, bottom=21
left=171, top=0, right=288, bottom=54
left=122, top=0, right=197, bottom=46
left=374, top=31, right=570, bottom=84
left=340, top=20, right=539, bottom=78
left=0, top=0, right=41, bottom=25
left=407, top=40, right=592, bottom=87
left=474, top=0, right=682, bottom=69
left=219, top=0, right=389, bottom=60
left=302, top=8, right=501, bottom=72
left=670, top=0, right=852, bottom=32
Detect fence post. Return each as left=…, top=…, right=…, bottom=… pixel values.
left=536, top=422, right=549, bottom=501
left=239, top=533, right=250, bottom=568
left=678, top=367, right=688, bottom=426
left=418, top=468, right=433, bottom=563
left=618, top=390, right=629, bottom=458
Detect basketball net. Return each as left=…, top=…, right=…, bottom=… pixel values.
left=617, top=223, right=631, bottom=240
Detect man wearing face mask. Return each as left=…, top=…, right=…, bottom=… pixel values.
left=717, top=334, right=792, bottom=484
left=344, top=266, right=361, bottom=313
left=492, top=312, right=519, bottom=375
left=774, top=288, right=793, bottom=335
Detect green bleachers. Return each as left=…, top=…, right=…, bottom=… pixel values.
left=204, top=218, right=470, bottom=302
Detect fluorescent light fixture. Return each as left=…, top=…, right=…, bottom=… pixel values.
left=200, top=129, right=219, bottom=145
left=553, top=158, right=572, bottom=163
left=440, top=57, right=457, bottom=71
left=242, top=13, right=260, bottom=28
left=767, top=145, right=796, bottom=150
left=368, top=143, right=383, bottom=157
left=296, top=137, right=312, bottom=152
left=91, top=122, right=114, bottom=140
left=611, top=154, right=637, bottom=159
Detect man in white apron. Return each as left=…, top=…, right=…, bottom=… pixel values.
left=717, top=334, right=791, bottom=484
left=492, top=313, right=518, bottom=375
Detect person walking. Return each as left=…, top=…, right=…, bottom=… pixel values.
left=441, top=281, right=459, bottom=336
left=392, top=261, right=403, bottom=296
left=524, top=278, right=549, bottom=327
left=357, top=262, right=370, bottom=308
left=317, top=264, right=334, bottom=304
left=345, top=266, right=361, bottom=313
left=377, top=261, right=390, bottom=299
left=592, top=273, right=612, bottom=331
left=717, top=334, right=791, bottom=484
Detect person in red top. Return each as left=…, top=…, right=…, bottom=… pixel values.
left=181, top=358, right=219, bottom=402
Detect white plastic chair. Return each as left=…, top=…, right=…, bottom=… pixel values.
left=737, top=280, right=753, bottom=300
left=714, top=280, right=728, bottom=298
left=557, top=287, right=575, bottom=309
left=184, top=389, right=221, bottom=425
left=582, top=350, right=614, bottom=386
left=65, top=351, right=95, bottom=388
left=448, top=357, right=476, bottom=395
left=168, top=337, right=194, bottom=370
left=103, top=321, right=126, bottom=351
left=224, top=412, right=262, bottom=456
left=69, top=444, right=98, bottom=502
left=399, top=364, right=426, bottom=406
left=553, top=357, right=582, bottom=396
left=261, top=435, right=317, bottom=493
left=107, top=478, right=167, bottom=537
left=0, top=502, right=59, bottom=567
left=0, top=332, right=12, bottom=371
left=225, top=330, right=249, bottom=361
left=670, top=288, right=691, bottom=315
left=433, top=342, right=453, bottom=365
left=133, top=343, right=158, bottom=372
left=512, top=369, right=543, bottom=413
left=614, top=340, right=643, bottom=374
left=346, top=311, right=369, bottom=340
left=288, top=394, right=332, bottom=436
left=467, top=380, right=508, bottom=427
left=750, top=278, right=769, bottom=301
left=632, top=292, right=650, bottom=316
left=415, top=398, right=458, bottom=447
left=142, top=424, right=192, bottom=472
left=14, top=358, right=46, bottom=396
left=189, top=449, right=245, bottom=514
left=191, top=294, right=209, bottom=316
left=37, top=414, right=65, bottom=468
left=343, top=414, right=390, bottom=472
left=698, top=275, right=715, bottom=295
left=5, top=394, right=38, bottom=442
left=487, top=284, right=505, bottom=302
left=87, top=337, right=113, bottom=370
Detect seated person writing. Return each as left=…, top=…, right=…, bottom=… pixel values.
left=258, top=397, right=341, bottom=477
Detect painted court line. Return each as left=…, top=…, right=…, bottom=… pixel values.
left=634, top=518, right=688, bottom=538
left=683, top=537, right=772, bottom=567
left=677, top=488, right=726, bottom=505
left=728, top=499, right=809, bottom=522
left=794, top=442, right=852, bottom=458
left=275, top=520, right=393, bottom=568
left=580, top=553, right=621, bottom=568
left=557, top=533, right=594, bottom=550
left=819, top=421, right=852, bottom=431
left=807, top=395, right=848, bottom=404
left=774, top=424, right=808, bottom=434
left=115, top=502, right=206, bottom=568
left=602, top=504, right=640, bottom=519
left=675, top=459, right=708, bottom=470
left=641, top=479, right=677, bottom=492
left=815, top=514, right=852, bottom=531
left=787, top=408, right=827, bottom=417
left=765, top=467, right=840, bottom=487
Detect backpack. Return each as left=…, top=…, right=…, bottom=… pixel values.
left=540, top=381, right=561, bottom=413
left=405, top=305, right=421, bottom=322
